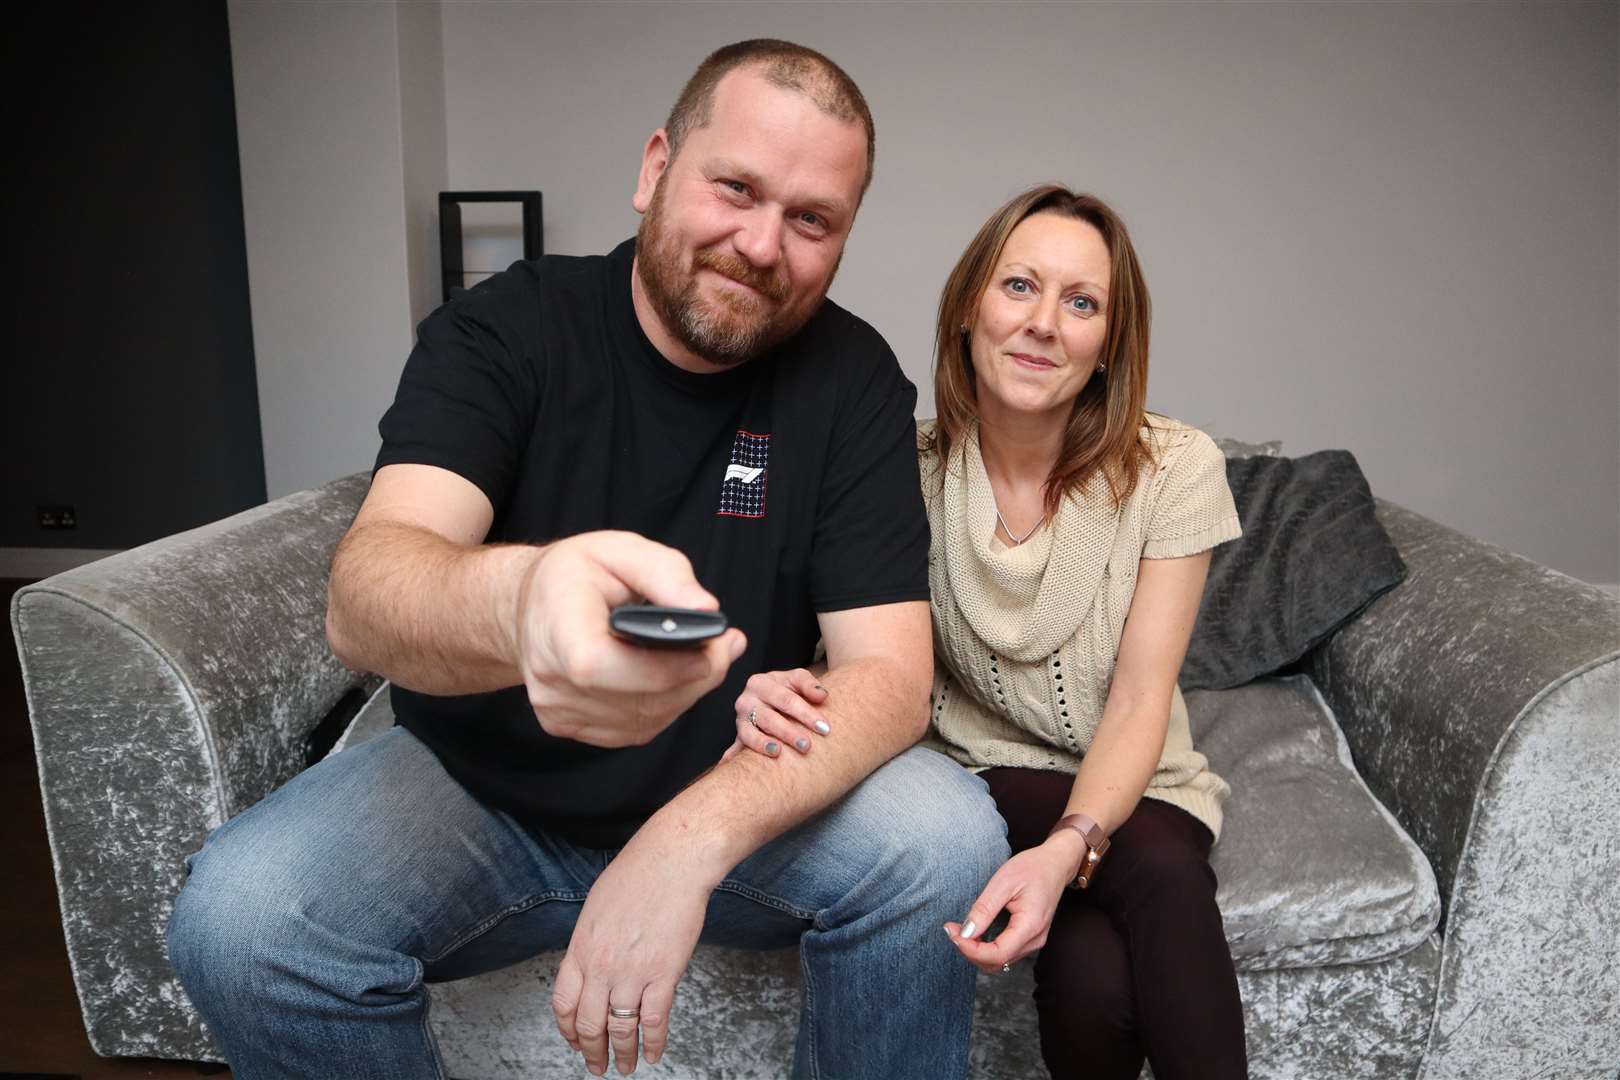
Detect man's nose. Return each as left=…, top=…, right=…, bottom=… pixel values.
left=733, top=211, right=783, bottom=270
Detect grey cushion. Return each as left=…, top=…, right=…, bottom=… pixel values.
left=1181, top=450, right=1408, bottom=692
left=1194, top=675, right=1440, bottom=968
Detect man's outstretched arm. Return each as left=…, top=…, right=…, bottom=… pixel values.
left=328, top=463, right=746, bottom=747
left=551, top=599, right=932, bottom=1074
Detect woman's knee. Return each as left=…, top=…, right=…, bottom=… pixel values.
left=1102, top=803, right=1217, bottom=902
left=1119, top=842, right=1215, bottom=899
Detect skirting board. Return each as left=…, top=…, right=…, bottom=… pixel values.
left=0, top=547, right=123, bottom=580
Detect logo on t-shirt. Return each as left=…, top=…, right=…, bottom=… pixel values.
left=717, top=430, right=769, bottom=518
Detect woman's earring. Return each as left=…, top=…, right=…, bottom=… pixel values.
left=1096, top=363, right=1107, bottom=374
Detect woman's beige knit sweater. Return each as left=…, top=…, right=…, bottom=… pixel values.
left=919, top=416, right=1242, bottom=839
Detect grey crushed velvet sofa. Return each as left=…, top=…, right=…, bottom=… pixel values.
left=12, top=468, right=1619, bottom=1080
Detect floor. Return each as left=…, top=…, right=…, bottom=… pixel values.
left=0, top=579, right=231, bottom=1079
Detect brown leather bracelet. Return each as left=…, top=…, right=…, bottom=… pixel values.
left=1048, top=812, right=1111, bottom=889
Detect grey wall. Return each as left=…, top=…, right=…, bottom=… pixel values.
left=228, top=0, right=444, bottom=500
left=3, top=3, right=265, bottom=555
left=244, top=1, right=1620, bottom=584
left=398, top=0, right=449, bottom=328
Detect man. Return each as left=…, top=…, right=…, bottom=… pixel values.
left=168, top=39, right=1006, bottom=1079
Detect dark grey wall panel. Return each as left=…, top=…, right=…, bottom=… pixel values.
left=4, top=2, right=266, bottom=552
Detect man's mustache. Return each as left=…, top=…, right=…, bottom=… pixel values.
left=694, top=249, right=790, bottom=303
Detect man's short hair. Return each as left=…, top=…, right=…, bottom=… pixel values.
left=664, top=39, right=876, bottom=195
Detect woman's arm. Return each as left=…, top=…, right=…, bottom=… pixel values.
left=1061, top=548, right=1211, bottom=835
left=947, top=549, right=1211, bottom=972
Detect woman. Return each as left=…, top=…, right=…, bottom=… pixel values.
left=730, top=185, right=1247, bottom=1079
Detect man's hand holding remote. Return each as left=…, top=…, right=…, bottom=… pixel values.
left=511, top=530, right=747, bottom=747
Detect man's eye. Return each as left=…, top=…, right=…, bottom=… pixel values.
left=798, top=211, right=824, bottom=229
left=722, top=180, right=748, bottom=195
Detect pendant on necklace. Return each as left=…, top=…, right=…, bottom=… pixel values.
left=995, top=507, right=1044, bottom=546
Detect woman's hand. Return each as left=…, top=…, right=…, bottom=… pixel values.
left=719, top=669, right=832, bottom=761
left=943, top=834, right=1082, bottom=974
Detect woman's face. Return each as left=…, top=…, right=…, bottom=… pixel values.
left=968, top=212, right=1111, bottom=427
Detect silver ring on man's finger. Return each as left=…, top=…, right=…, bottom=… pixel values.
left=747, top=707, right=759, bottom=729
left=609, top=1006, right=640, bottom=1019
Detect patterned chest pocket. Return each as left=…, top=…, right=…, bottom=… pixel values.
left=717, top=429, right=770, bottom=519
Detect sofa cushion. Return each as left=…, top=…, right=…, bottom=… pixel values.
left=326, top=680, right=396, bottom=757
left=1194, top=675, right=1440, bottom=969
left=1180, top=450, right=1407, bottom=692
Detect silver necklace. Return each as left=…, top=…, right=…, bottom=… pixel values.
left=995, top=504, right=1045, bottom=546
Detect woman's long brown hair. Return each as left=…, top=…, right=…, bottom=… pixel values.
left=925, top=184, right=1158, bottom=513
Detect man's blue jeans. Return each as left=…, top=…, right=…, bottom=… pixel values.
left=167, top=726, right=1008, bottom=1079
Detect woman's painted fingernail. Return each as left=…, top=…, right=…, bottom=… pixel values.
left=814, top=720, right=831, bottom=735
left=795, top=737, right=810, bottom=752
left=961, top=920, right=978, bottom=939
left=766, top=742, right=780, bottom=756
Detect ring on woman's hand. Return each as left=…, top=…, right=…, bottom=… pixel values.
left=747, top=707, right=759, bottom=729
left=609, top=1006, right=640, bottom=1019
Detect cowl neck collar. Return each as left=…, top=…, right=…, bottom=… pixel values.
left=936, top=424, right=1123, bottom=661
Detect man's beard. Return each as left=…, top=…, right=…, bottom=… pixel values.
left=635, top=183, right=829, bottom=367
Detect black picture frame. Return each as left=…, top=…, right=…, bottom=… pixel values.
left=439, top=190, right=543, bottom=302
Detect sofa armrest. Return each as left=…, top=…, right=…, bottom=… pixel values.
left=1306, top=499, right=1616, bottom=902
left=1307, top=499, right=1618, bottom=1078
left=11, top=472, right=378, bottom=1059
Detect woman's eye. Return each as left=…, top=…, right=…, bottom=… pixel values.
left=1069, top=295, right=1097, bottom=313
left=1006, top=278, right=1032, bottom=295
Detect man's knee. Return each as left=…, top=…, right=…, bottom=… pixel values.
left=167, top=822, right=326, bottom=1013
left=859, top=748, right=1009, bottom=906
left=169, top=842, right=252, bottom=1010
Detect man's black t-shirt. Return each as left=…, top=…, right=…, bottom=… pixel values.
left=374, top=239, right=929, bottom=848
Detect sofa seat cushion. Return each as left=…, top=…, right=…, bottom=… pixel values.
left=327, top=680, right=396, bottom=756
left=1193, top=675, right=1441, bottom=970
left=335, top=675, right=1441, bottom=973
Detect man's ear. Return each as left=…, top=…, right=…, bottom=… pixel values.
left=631, top=130, right=672, bottom=214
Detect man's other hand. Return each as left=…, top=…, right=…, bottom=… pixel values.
left=513, top=530, right=746, bottom=747
left=551, top=842, right=709, bottom=1075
